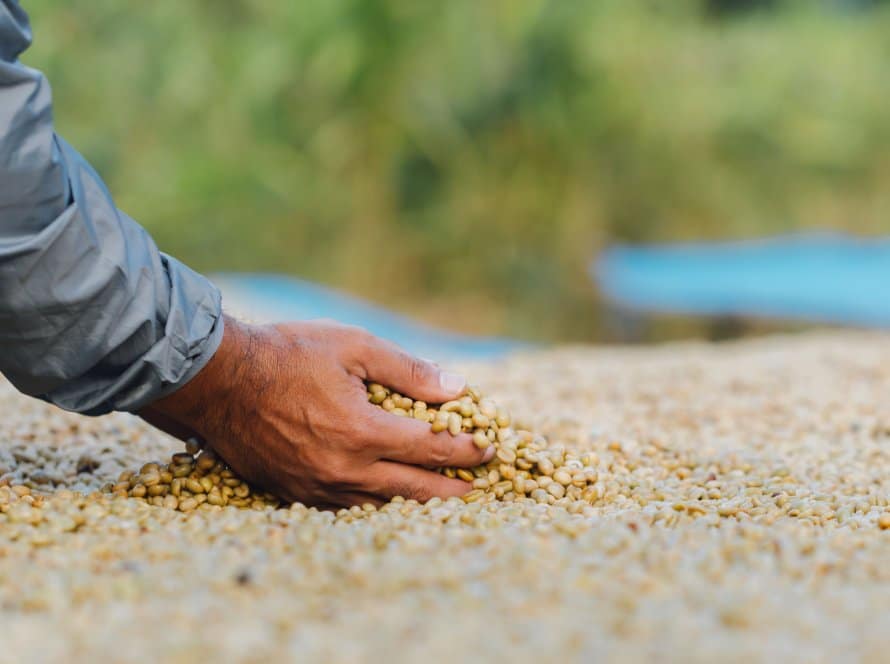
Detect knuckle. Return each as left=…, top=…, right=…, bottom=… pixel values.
left=426, top=435, right=454, bottom=467
left=340, top=417, right=370, bottom=448
left=405, top=355, right=433, bottom=385
left=346, top=326, right=377, bottom=356
left=314, top=458, right=352, bottom=486
left=345, top=411, right=390, bottom=453
left=312, top=465, right=338, bottom=487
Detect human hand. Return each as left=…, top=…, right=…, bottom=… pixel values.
left=142, top=316, right=494, bottom=507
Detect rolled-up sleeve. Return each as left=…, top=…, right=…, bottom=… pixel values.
left=0, top=1, right=224, bottom=415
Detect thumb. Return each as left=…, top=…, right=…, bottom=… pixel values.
left=356, top=336, right=466, bottom=404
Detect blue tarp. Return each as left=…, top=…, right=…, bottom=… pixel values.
left=593, top=233, right=890, bottom=327
left=212, top=273, right=524, bottom=360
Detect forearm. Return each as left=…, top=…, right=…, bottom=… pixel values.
left=0, top=1, right=223, bottom=415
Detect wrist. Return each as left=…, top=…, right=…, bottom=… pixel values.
left=148, top=313, right=251, bottom=434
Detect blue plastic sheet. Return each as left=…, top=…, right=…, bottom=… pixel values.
left=593, top=233, right=890, bottom=327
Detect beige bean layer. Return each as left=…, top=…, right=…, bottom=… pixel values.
left=1, top=332, right=890, bottom=662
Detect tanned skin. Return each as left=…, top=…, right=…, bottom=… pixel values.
left=139, top=316, right=495, bottom=508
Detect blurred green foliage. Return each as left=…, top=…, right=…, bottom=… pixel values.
left=23, top=0, right=890, bottom=341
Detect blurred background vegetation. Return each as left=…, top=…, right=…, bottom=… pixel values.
left=23, top=0, right=890, bottom=342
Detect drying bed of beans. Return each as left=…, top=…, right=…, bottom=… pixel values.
left=1, top=332, right=890, bottom=662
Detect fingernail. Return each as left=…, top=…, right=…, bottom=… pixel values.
left=482, top=445, right=496, bottom=463
left=438, top=371, right=466, bottom=395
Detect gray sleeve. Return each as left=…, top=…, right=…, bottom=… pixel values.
left=0, top=1, right=224, bottom=415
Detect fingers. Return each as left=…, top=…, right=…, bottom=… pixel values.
left=365, top=461, right=472, bottom=502
left=362, top=407, right=495, bottom=468
left=354, top=335, right=467, bottom=403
